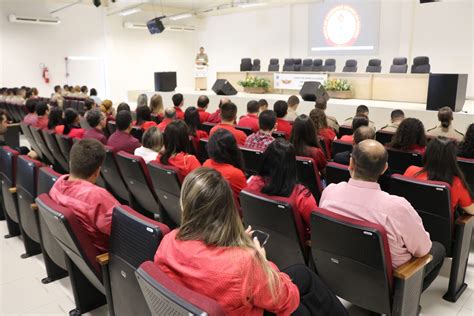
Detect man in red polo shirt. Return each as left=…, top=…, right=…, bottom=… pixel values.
left=107, top=110, right=141, bottom=153
left=33, top=101, right=49, bottom=129
left=209, top=102, right=247, bottom=145
left=207, top=97, right=230, bottom=123
left=157, top=107, right=176, bottom=132
left=172, top=93, right=185, bottom=120
left=273, top=100, right=292, bottom=140
left=196, top=95, right=210, bottom=123
left=237, top=100, right=259, bottom=133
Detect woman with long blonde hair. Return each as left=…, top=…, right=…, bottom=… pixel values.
left=149, top=93, right=164, bottom=118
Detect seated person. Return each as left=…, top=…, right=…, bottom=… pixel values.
left=184, top=106, right=208, bottom=153
left=0, top=109, right=37, bottom=158
left=258, top=98, right=268, bottom=114
left=310, top=108, right=336, bottom=141
left=154, top=167, right=347, bottom=316
left=388, top=118, right=427, bottom=154
left=149, top=94, right=164, bottom=120
left=134, top=126, right=163, bottom=164
left=23, top=99, right=38, bottom=125
left=157, top=107, right=176, bottom=132
left=237, top=100, right=259, bottom=133
left=247, top=140, right=318, bottom=239
left=100, top=99, right=114, bottom=122
left=49, top=139, right=121, bottom=253
left=334, top=126, right=375, bottom=165
left=107, top=110, right=141, bottom=153
left=135, top=105, right=157, bottom=130
left=207, top=97, right=230, bottom=123
left=244, top=110, right=276, bottom=152
left=320, top=139, right=445, bottom=291
left=380, top=109, right=405, bottom=133
left=204, top=129, right=247, bottom=207
left=158, top=120, right=201, bottom=179
left=196, top=95, right=210, bottom=123
left=273, top=100, right=292, bottom=140
left=83, top=109, right=107, bottom=145
left=210, top=102, right=247, bottom=146
left=136, top=93, right=148, bottom=108
left=47, top=107, right=63, bottom=132
left=172, top=93, right=185, bottom=120
left=458, top=123, right=474, bottom=158
left=116, top=102, right=130, bottom=113
left=290, top=115, right=327, bottom=174
left=315, top=98, right=339, bottom=133
left=343, top=105, right=376, bottom=131
left=427, top=106, right=464, bottom=141
left=58, top=108, right=85, bottom=139
left=340, top=115, right=369, bottom=143
left=285, top=95, right=300, bottom=121
left=404, top=137, right=474, bottom=216
left=33, top=101, right=49, bottom=129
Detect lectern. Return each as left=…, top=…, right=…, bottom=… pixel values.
left=426, top=74, right=468, bottom=112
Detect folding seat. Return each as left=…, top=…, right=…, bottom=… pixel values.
left=131, top=126, right=144, bottom=141
left=42, top=130, right=69, bottom=172
left=100, top=146, right=132, bottom=204
left=338, top=125, right=353, bottom=138
left=301, top=59, right=313, bottom=72
left=326, top=162, right=351, bottom=185
left=235, top=125, right=253, bottom=136
left=136, top=261, right=226, bottom=316
left=311, top=207, right=432, bottom=315
left=55, top=133, right=73, bottom=162
left=376, top=130, right=396, bottom=145
left=198, top=138, right=209, bottom=163
left=411, top=56, right=431, bottom=74
left=343, top=59, right=358, bottom=72
left=389, top=175, right=474, bottom=302
left=390, top=57, right=408, bottom=74
left=294, top=58, right=302, bottom=71
left=107, top=121, right=117, bottom=136
left=323, top=58, right=336, bottom=72
left=148, top=162, right=183, bottom=227
left=366, top=59, right=382, bottom=73
left=296, top=156, right=323, bottom=203
left=272, top=131, right=286, bottom=140
left=312, top=59, right=324, bottom=72
left=36, top=194, right=112, bottom=315
left=386, top=147, right=423, bottom=175
left=240, top=146, right=264, bottom=176
left=268, top=58, right=279, bottom=72
left=282, top=58, right=295, bottom=72
left=251, top=58, right=261, bottom=71
left=0, top=146, right=21, bottom=238
left=77, top=101, right=86, bottom=116
left=30, top=126, right=56, bottom=166
left=20, top=122, right=42, bottom=160
left=4, top=123, right=21, bottom=149
left=332, top=139, right=353, bottom=157
left=457, top=157, right=474, bottom=192
left=240, top=58, right=253, bottom=71
left=101, top=205, right=170, bottom=315
left=199, top=122, right=216, bottom=134
left=240, top=189, right=308, bottom=269
left=115, top=151, right=162, bottom=219
left=16, top=156, right=44, bottom=258
left=318, top=136, right=332, bottom=159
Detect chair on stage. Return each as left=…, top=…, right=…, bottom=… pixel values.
left=366, top=59, right=382, bottom=73
left=268, top=58, right=279, bottom=72
left=343, top=59, right=358, bottom=72
left=411, top=56, right=431, bottom=74
left=457, top=157, right=474, bottom=193
left=301, top=59, right=313, bottom=71
left=312, top=59, right=324, bottom=72
left=252, top=59, right=261, bottom=71
left=283, top=58, right=295, bottom=72
left=390, top=57, right=408, bottom=73
left=323, top=59, right=336, bottom=72
left=0, top=146, right=21, bottom=238
left=294, top=58, right=302, bottom=71
left=240, top=58, right=253, bottom=71
left=376, top=130, right=396, bottom=145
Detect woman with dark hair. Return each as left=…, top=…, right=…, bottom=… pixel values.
left=90, top=88, right=102, bottom=105
left=290, top=114, right=327, bottom=174
left=158, top=120, right=201, bottom=179
left=388, top=117, right=427, bottom=154
left=340, top=115, right=369, bottom=143
left=248, top=140, right=318, bottom=239
left=309, top=108, right=336, bottom=141
left=458, top=124, right=474, bottom=159
left=135, top=105, right=157, bottom=130
left=184, top=106, right=208, bottom=152
left=47, top=107, right=63, bottom=131
left=59, top=108, right=84, bottom=139
left=404, top=137, right=474, bottom=216
left=203, top=129, right=246, bottom=206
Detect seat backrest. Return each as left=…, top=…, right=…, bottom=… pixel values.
left=389, top=175, right=453, bottom=254
left=323, top=58, right=336, bottom=72
left=37, top=167, right=61, bottom=195
left=240, top=146, right=264, bottom=176
left=198, top=138, right=209, bottom=163
left=386, top=147, right=423, bottom=174
left=30, top=126, right=56, bottom=165
left=251, top=59, right=260, bottom=71
left=411, top=56, right=430, bottom=74
left=301, top=59, right=313, bottom=71
left=42, top=130, right=69, bottom=172
left=272, top=131, right=286, bottom=140
left=268, top=58, right=279, bottom=71
left=283, top=58, right=295, bottom=72
left=0, top=146, right=19, bottom=186
left=234, top=125, right=253, bottom=136
left=338, top=125, right=353, bottom=138
left=240, top=189, right=307, bottom=269
left=366, top=59, right=382, bottom=73
left=55, top=134, right=73, bottom=161
left=296, top=156, right=322, bottom=203
left=131, top=126, right=144, bottom=141
left=100, top=146, right=131, bottom=204
left=311, top=208, right=393, bottom=314
left=332, top=140, right=353, bottom=157
left=390, top=57, right=408, bottom=73
left=312, top=59, right=324, bottom=72
left=457, top=157, right=474, bottom=193
left=343, top=59, right=358, bottom=72
left=293, top=58, right=302, bottom=71
left=375, top=130, right=395, bottom=145
left=240, top=58, right=252, bottom=71
left=20, top=123, right=42, bottom=157
left=326, top=162, right=351, bottom=185
left=16, top=155, right=43, bottom=198
left=136, top=261, right=226, bottom=316
left=199, top=122, right=215, bottom=135
left=107, top=121, right=117, bottom=136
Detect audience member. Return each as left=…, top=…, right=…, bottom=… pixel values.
left=80, top=85, right=89, bottom=98
left=172, top=93, right=185, bottom=119
left=157, top=107, right=176, bottom=132
left=61, top=84, right=69, bottom=97
left=90, top=88, right=102, bottom=105
left=210, top=102, right=247, bottom=145
left=427, top=106, right=464, bottom=141
left=184, top=106, right=208, bottom=140
left=258, top=98, right=268, bottom=114
left=388, top=118, right=427, bottom=154
left=47, top=107, right=63, bottom=131
left=116, top=102, right=130, bottom=113
left=334, top=126, right=375, bottom=165
left=158, top=120, right=201, bottom=178
left=61, top=108, right=84, bottom=139
left=100, top=100, right=114, bottom=122
left=380, top=109, right=405, bottom=133
left=207, top=97, right=230, bottom=123
left=237, top=100, right=259, bottom=133
left=134, top=126, right=163, bottom=164
left=149, top=94, right=164, bottom=119
left=135, top=105, right=157, bottom=130
left=23, top=99, right=38, bottom=125
left=273, top=100, right=292, bottom=140
left=30, top=87, right=39, bottom=99
left=309, top=108, right=336, bottom=141
left=51, top=85, right=64, bottom=107
left=84, top=98, right=95, bottom=113
left=154, top=167, right=347, bottom=316
left=83, top=109, right=107, bottom=145
left=137, top=93, right=148, bottom=108
left=404, top=137, right=474, bottom=215
left=285, top=95, right=300, bottom=121
left=458, top=123, right=474, bottom=158
left=340, top=115, right=369, bottom=143
left=315, top=98, right=339, bottom=133
left=344, top=105, right=376, bottom=131
left=49, top=139, right=120, bottom=253
left=107, top=110, right=141, bottom=153
left=320, top=139, right=445, bottom=291
left=196, top=95, right=210, bottom=123
left=244, top=110, right=276, bottom=151
left=33, top=101, right=49, bottom=129
left=0, top=109, right=37, bottom=158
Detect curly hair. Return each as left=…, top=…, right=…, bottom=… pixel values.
left=389, top=118, right=427, bottom=150
left=309, top=108, right=328, bottom=131
left=458, top=123, right=474, bottom=159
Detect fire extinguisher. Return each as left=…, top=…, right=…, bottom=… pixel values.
left=42, top=66, right=50, bottom=84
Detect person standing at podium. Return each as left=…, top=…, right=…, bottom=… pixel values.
left=195, top=47, right=208, bottom=65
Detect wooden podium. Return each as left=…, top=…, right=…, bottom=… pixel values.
left=195, top=65, right=208, bottom=91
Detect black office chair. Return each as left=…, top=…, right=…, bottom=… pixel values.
left=240, top=58, right=253, bottom=71
left=411, top=56, right=430, bottom=74
left=366, top=59, right=382, bottom=73
left=252, top=58, right=261, bottom=71
left=323, top=59, right=336, bottom=72
left=283, top=58, right=295, bottom=72
left=294, top=58, right=302, bottom=71
left=343, top=59, right=358, bottom=72
left=300, top=59, right=313, bottom=71
left=312, top=59, right=324, bottom=72
left=390, top=57, right=408, bottom=73
left=268, top=58, right=279, bottom=72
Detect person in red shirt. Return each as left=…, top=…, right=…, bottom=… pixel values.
left=339, top=115, right=369, bottom=144
left=149, top=94, right=164, bottom=122
left=83, top=109, right=107, bottom=145
left=207, top=97, right=230, bottom=123
left=33, top=101, right=49, bottom=129
left=244, top=110, right=276, bottom=152
left=49, top=139, right=121, bottom=253
left=209, top=102, right=247, bottom=146
left=257, top=99, right=268, bottom=114
left=204, top=129, right=247, bottom=207
left=290, top=114, right=327, bottom=175
left=388, top=118, right=427, bottom=154
left=47, top=107, right=63, bottom=132
left=154, top=167, right=347, bottom=316
left=61, top=108, right=84, bottom=139
left=23, top=99, right=38, bottom=126
left=237, top=100, right=259, bottom=133
left=273, top=100, right=292, bottom=140
left=172, top=93, right=185, bottom=120
left=107, top=110, right=141, bottom=153
left=196, top=95, right=210, bottom=123
left=135, top=105, right=157, bottom=131
left=310, top=108, right=336, bottom=141
left=157, top=120, right=201, bottom=179
left=157, top=107, right=176, bottom=132
left=404, top=137, right=474, bottom=216
left=184, top=106, right=208, bottom=153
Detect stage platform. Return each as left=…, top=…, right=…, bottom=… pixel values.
left=128, top=88, right=474, bottom=134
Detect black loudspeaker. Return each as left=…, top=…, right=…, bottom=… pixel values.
left=147, top=18, right=165, bottom=34
left=299, top=81, right=329, bottom=102
left=212, top=79, right=237, bottom=96
left=154, top=72, right=176, bottom=92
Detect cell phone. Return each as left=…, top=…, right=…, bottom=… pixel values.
left=252, top=230, right=270, bottom=246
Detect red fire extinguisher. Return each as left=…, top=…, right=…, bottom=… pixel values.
left=42, top=66, right=50, bottom=84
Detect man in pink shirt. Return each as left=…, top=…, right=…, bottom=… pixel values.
left=33, top=101, right=49, bottom=129
left=320, top=140, right=445, bottom=291
left=237, top=100, right=259, bottom=133
left=23, top=99, right=38, bottom=126
left=49, top=139, right=120, bottom=253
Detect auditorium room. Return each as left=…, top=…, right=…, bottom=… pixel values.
left=1, top=0, right=474, bottom=315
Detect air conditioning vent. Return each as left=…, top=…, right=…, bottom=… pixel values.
left=9, top=14, right=60, bottom=25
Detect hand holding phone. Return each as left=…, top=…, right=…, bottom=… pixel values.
left=252, top=230, right=270, bottom=247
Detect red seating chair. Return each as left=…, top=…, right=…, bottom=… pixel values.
left=235, top=125, right=253, bottom=136
left=325, top=162, right=351, bottom=185
left=386, top=147, right=423, bottom=175
left=30, top=126, right=56, bottom=166
left=131, top=126, right=144, bottom=141
left=42, top=130, right=69, bottom=172
left=20, top=122, right=42, bottom=158
left=107, top=121, right=117, bottom=136
left=338, top=125, right=353, bottom=138
left=332, top=139, right=353, bottom=157
left=311, top=208, right=432, bottom=315
left=376, top=130, right=395, bottom=145
left=296, top=156, right=323, bottom=203
left=240, top=146, right=264, bottom=176
left=55, top=134, right=73, bottom=162
left=318, top=136, right=332, bottom=159
left=0, top=146, right=21, bottom=238
left=198, top=138, right=209, bottom=163
left=198, top=122, right=216, bottom=135
left=100, top=146, right=131, bottom=204
left=457, top=157, right=474, bottom=193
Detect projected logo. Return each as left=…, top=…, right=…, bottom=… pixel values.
left=323, top=5, right=360, bottom=47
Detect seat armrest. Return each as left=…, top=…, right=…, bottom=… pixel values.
left=394, top=254, right=432, bottom=280
left=96, top=253, right=109, bottom=266
left=8, top=187, right=16, bottom=194
left=455, top=214, right=474, bottom=226
left=30, top=203, right=38, bottom=212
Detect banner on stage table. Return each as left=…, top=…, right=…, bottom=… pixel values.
left=195, top=66, right=208, bottom=78
left=273, top=73, right=328, bottom=90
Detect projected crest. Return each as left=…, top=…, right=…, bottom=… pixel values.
left=324, top=5, right=361, bottom=47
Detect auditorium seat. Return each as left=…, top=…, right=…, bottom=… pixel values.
left=199, top=122, right=216, bottom=135
left=115, top=151, right=162, bottom=219
left=294, top=58, right=302, bottom=71
left=301, top=59, right=313, bottom=71
left=296, top=156, right=323, bottom=203
left=0, top=146, right=21, bottom=238
left=411, top=56, right=431, bottom=74
left=240, top=146, right=264, bottom=176
left=130, top=126, right=144, bottom=141
left=312, top=59, right=324, bottom=72
left=251, top=58, right=261, bottom=71
left=240, top=58, right=253, bottom=71
left=100, top=146, right=132, bottom=204
left=36, top=194, right=110, bottom=315
left=323, top=58, right=336, bottom=72
left=55, top=134, right=73, bottom=162
left=272, top=131, right=286, bottom=140
left=107, top=121, right=117, bottom=136
left=283, top=58, right=295, bottom=72
left=240, top=189, right=308, bottom=269
left=268, top=58, right=279, bottom=72
left=366, top=59, right=382, bottom=73
left=136, top=261, right=226, bottom=316
left=30, top=126, right=56, bottom=166
left=332, top=140, right=353, bottom=157
left=20, top=122, right=42, bottom=160
left=457, top=157, right=474, bottom=193
left=375, top=130, right=395, bottom=145
left=318, top=137, right=332, bottom=159
left=343, top=59, right=358, bottom=72
left=104, top=205, right=169, bottom=315
left=148, top=161, right=183, bottom=227
left=338, top=125, right=353, bottom=138
left=235, top=125, right=253, bottom=136
left=311, top=207, right=432, bottom=315
left=326, top=162, right=351, bottom=185
left=390, top=175, right=474, bottom=302
left=198, top=138, right=209, bottom=163
left=390, top=57, right=408, bottom=73
left=150, top=113, right=163, bottom=125
left=42, top=130, right=69, bottom=173
left=386, top=147, right=423, bottom=174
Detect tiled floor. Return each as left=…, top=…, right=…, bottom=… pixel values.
left=1, top=220, right=473, bottom=315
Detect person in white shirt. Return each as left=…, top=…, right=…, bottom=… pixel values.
left=134, top=126, right=163, bottom=164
